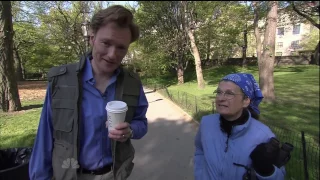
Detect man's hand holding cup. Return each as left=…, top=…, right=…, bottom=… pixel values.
left=107, top=122, right=132, bottom=142
left=105, top=101, right=132, bottom=142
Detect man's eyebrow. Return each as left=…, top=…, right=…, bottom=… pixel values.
left=100, top=38, right=128, bottom=48
left=101, top=38, right=113, bottom=43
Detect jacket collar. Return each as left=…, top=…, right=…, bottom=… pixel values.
left=219, top=109, right=253, bottom=139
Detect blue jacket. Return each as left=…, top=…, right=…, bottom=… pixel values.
left=194, top=112, right=286, bottom=180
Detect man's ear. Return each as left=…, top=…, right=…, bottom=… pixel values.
left=89, top=35, right=95, bottom=46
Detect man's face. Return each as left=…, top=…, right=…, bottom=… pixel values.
left=90, top=22, right=131, bottom=75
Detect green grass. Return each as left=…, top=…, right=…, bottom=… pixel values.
left=148, top=65, right=319, bottom=138
left=147, top=65, right=319, bottom=180
left=0, top=99, right=43, bottom=149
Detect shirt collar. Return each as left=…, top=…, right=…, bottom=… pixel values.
left=82, top=57, right=121, bottom=84
left=83, top=57, right=94, bottom=82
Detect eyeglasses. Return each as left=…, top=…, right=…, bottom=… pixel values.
left=213, top=89, right=244, bottom=100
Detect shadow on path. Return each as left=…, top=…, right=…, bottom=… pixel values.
left=129, top=90, right=198, bottom=180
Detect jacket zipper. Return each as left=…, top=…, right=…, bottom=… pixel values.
left=224, top=126, right=233, bottom=153
left=221, top=126, right=232, bottom=178
left=224, top=134, right=230, bottom=152
left=220, top=126, right=233, bottom=178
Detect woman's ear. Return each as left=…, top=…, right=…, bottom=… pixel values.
left=243, top=97, right=251, bottom=108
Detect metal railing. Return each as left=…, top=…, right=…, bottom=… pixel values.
left=144, top=83, right=319, bottom=180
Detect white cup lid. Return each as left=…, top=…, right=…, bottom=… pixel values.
left=106, top=101, right=128, bottom=113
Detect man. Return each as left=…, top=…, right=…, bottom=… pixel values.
left=29, top=5, right=148, bottom=180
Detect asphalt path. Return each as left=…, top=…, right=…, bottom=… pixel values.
left=128, top=88, right=199, bottom=180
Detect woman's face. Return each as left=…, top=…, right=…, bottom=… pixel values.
left=215, top=81, right=250, bottom=121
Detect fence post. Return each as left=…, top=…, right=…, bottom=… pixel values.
left=195, top=96, right=198, bottom=114
left=301, top=131, right=309, bottom=180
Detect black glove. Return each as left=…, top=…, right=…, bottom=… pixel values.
left=250, top=142, right=279, bottom=176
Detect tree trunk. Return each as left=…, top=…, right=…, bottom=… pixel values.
left=187, top=29, right=205, bottom=89
left=242, top=24, right=248, bottom=67
left=206, top=23, right=211, bottom=63
left=206, top=37, right=210, bottom=62
left=314, top=42, right=319, bottom=65
left=182, top=1, right=205, bottom=89
left=177, top=59, right=184, bottom=85
left=21, top=59, right=26, bottom=79
left=0, top=1, right=21, bottom=112
left=13, top=43, right=23, bottom=81
left=259, top=1, right=278, bottom=102
left=253, top=2, right=262, bottom=63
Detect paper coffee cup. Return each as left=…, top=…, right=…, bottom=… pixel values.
left=106, top=101, right=128, bottom=131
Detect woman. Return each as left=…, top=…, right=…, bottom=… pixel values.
left=194, top=73, right=286, bottom=180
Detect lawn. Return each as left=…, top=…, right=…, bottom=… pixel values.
left=145, top=65, right=319, bottom=138
left=0, top=81, right=47, bottom=149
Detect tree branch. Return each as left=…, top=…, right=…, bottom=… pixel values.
left=13, top=20, right=34, bottom=24
left=56, top=2, right=70, bottom=25
left=183, top=60, right=189, bottom=71
left=290, top=2, right=320, bottom=29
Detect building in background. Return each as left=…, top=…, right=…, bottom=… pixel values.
left=247, top=9, right=317, bottom=57
left=274, top=10, right=315, bottom=56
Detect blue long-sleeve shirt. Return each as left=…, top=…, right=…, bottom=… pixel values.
left=29, top=58, right=148, bottom=180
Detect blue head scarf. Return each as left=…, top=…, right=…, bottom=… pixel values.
left=221, top=73, right=264, bottom=114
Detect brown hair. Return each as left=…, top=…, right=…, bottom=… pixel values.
left=89, top=5, right=140, bottom=43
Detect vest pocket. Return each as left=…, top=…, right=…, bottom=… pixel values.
left=52, top=85, right=76, bottom=99
left=115, top=144, right=135, bottom=179
left=52, top=141, right=75, bottom=179
left=52, top=99, right=75, bottom=132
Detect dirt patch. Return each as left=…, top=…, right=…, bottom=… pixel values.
left=18, top=81, right=48, bottom=89
left=18, top=81, right=47, bottom=101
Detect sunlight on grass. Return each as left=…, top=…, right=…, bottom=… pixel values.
left=0, top=100, right=43, bottom=149
left=144, top=65, right=319, bottom=137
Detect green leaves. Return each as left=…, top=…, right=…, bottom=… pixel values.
left=300, top=27, right=319, bottom=50
left=12, top=1, right=92, bottom=74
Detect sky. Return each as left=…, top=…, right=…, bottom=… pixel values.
left=109, top=1, right=138, bottom=8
